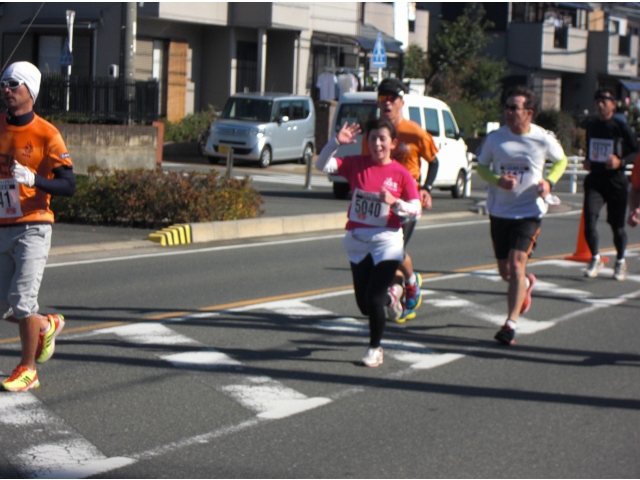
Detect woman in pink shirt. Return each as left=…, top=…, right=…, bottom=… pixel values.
left=316, top=117, right=421, bottom=367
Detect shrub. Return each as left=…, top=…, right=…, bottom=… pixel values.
left=51, top=167, right=264, bottom=228
left=163, top=106, right=218, bottom=143
left=448, top=100, right=476, bottom=138
left=535, top=109, right=585, bottom=156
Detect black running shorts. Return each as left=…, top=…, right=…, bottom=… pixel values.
left=490, top=216, right=541, bottom=260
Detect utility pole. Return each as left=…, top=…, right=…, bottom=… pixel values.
left=63, top=10, right=75, bottom=112
left=122, top=2, right=136, bottom=124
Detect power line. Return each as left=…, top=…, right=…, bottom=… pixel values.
left=1, top=2, right=46, bottom=73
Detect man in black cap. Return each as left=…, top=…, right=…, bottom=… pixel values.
left=582, top=88, right=638, bottom=281
left=362, top=77, right=439, bottom=321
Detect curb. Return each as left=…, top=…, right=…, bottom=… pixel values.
left=148, top=212, right=347, bottom=246
left=146, top=210, right=480, bottom=247
left=49, top=210, right=481, bottom=256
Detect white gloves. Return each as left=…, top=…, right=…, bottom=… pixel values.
left=11, top=160, right=35, bottom=187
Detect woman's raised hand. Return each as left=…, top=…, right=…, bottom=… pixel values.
left=336, top=122, right=362, bottom=145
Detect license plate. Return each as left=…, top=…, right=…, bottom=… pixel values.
left=218, top=145, right=230, bottom=153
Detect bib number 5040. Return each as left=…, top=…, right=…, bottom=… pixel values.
left=354, top=197, right=381, bottom=218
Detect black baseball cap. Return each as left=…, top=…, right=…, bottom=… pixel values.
left=594, top=89, right=616, bottom=102
left=378, top=78, right=407, bottom=97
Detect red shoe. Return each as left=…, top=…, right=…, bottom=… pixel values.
left=520, top=274, right=536, bottom=314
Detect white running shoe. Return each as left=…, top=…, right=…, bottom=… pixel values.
left=584, top=255, right=604, bottom=278
left=362, top=347, right=383, bottom=367
left=613, top=259, right=627, bottom=281
left=385, top=284, right=404, bottom=322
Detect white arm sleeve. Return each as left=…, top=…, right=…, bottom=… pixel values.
left=392, top=198, right=422, bottom=221
left=315, top=137, right=340, bottom=173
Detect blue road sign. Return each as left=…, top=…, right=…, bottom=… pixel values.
left=61, top=39, right=73, bottom=67
left=371, top=33, right=387, bottom=69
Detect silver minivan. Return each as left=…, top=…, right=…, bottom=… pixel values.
left=203, top=92, right=315, bottom=168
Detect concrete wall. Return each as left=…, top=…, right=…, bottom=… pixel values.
left=56, top=124, right=158, bottom=174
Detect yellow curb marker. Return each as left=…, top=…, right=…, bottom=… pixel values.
left=148, top=224, right=192, bottom=246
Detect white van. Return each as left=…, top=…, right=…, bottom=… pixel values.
left=327, top=92, right=471, bottom=199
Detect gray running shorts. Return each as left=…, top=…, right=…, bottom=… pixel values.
left=0, top=224, right=52, bottom=319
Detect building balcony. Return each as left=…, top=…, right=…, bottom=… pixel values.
left=588, top=31, right=639, bottom=78
left=507, top=23, right=588, bottom=73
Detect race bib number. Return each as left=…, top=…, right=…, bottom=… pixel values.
left=499, top=163, right=534, bottom=189
left=589, top=138, right=614, bottom=162
left=0, top=178, right=23, bottom=218
left=349, top=188, right=390, bottom=227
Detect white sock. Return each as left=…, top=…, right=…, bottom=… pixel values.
left=406, top=273, right=416, bottom=286
left=506, top=319, right=517, bottom=330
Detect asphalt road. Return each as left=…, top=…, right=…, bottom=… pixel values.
left=1, top=181, right=639, bottom=478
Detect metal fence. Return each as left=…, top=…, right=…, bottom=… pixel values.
left=34, top=75, right=159, bottom=125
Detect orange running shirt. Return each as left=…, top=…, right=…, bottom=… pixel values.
left=363, top=117, right=438, bottom=182
left=0, top=113, right=72, bottom=225
left=632, top=153, right=640, bottom=191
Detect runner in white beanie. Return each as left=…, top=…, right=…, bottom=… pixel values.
left=1, top=61, right=41, bottom=102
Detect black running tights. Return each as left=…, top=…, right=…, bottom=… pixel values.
left=350, top=255, right=400, bottom=348
left=583, top=174, right=628, bottom=260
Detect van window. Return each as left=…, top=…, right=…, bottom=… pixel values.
left=442, top=110, right=458, bottom=139
left=424, top=108, right=440, bottom=137
left=274, top=101, right=291, bottom=121
left=335, top=103, right=378, bottom=132
left=222, top=98, right=272, bottom=122
left=408, top=106, right=422, bottom=128
left=291, top=100, right=309, bottom=120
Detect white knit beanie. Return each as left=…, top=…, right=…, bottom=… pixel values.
left=2, top=61, right=42, bottom=102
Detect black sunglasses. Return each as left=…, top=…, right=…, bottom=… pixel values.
left=0, top=79, right=25, bottom=90
left=504, top=104, right=528, bottom=112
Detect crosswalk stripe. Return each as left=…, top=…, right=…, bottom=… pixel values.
left=0, top=392, right=134, bottom=478
left=104, top=321, right=333, bottom=422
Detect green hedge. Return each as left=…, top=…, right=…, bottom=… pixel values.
left=163, top=106, right=218, bottom=143
left=52, top=167, right=264, bottom=228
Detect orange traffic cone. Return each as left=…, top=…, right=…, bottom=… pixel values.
left=564, top=211, right=609, bottom=263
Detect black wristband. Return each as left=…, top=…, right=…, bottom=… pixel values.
left=546, top=179, right=555, bottom=190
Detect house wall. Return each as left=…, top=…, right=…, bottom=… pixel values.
left=507, top=23, right=543, bottom=68
left=408, top=10, right=430, bottom=50
left=364, top=3, right=395, bottom=38
left=0, top=2, right=123, bottom=77
left=265, top=31, right=296, bottom=93
left=307, top=3, right=359, bottom=36
left=540, top=26, right=588, bottom=73
left=199, top=27, right=232, bottom=110
left=607, top=34, right=639, bottom=77
left=157, top=2, right=228, bottom=25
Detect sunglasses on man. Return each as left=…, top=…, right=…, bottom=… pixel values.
left=378, top=94, right=401, bottom=103
left=0, top=79, right=25, bottom=90
left=504, top=104, right=530, bottom=112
